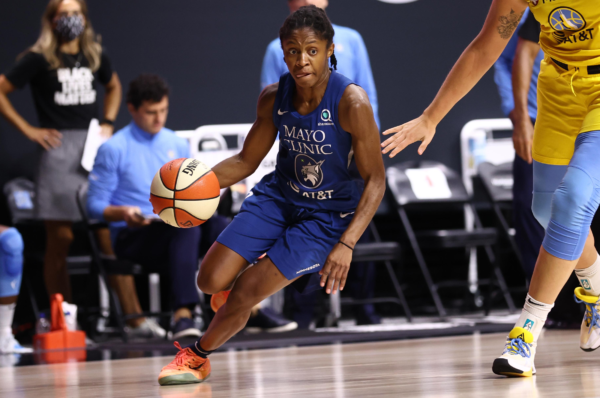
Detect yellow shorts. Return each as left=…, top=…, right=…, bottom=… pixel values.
left=533, top=58, right=600, bottom=165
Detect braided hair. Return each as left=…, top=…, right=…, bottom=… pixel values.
left=279, top=5, right=337, bottom=70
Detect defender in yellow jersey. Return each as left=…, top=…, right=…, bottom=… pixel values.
left=381, top=0, right=600, bottom=377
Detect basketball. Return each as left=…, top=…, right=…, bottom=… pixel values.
left=149, top=158, right=220, bottom=228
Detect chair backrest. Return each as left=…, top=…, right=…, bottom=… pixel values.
left=386, top=161, right=469, bottom=206
left=477, top=161, right=513, bottom=202
left=3, top=177, right=36, bottom=225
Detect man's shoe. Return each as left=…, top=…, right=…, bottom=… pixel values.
left=245, top=308, right=298, bottom=333
left=127, top=318, right=167, bottom=340
left=574, top=287, right=600, bottom=351
left=171, top=318, right=202, bottom=340
left=492, top=327, right=536, bottom=377
left=0, top=334, right=32, bottom=354
left=210, top=291, right=230, bottom=313
left=158, top=342, right=211, bottom=386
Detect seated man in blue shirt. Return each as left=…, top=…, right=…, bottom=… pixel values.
left=261, top=0, right=380, bottom=129
left=87, top=74, right=201, bottom=339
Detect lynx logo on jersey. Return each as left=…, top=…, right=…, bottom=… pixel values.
left=295, top=154, right=325, bottom=189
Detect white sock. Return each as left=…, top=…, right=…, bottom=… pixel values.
left=0, top=303, right=16, bottom=337
left=575, top=253, right=600, bottom=296
left=514, top=294, right=554, bottom=341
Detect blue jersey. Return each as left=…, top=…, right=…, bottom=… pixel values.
left=255, top=71, right=363, bottom=212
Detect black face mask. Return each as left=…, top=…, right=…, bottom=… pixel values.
left=54, top=15, right=85, bottom=42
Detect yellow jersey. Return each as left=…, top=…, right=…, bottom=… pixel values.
left=528, top=0, right=600, bottom=66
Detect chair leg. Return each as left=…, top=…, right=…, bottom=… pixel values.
left=471, top=204, right=517, bottom=313
left=384, top=260, right=413, bottom=322
left=399, top=208, right=447, bottom=318
left=23, top=276, right=40, bottom=321
left=369, top=221, right=413, bottom=321
left=87, top=230, right=129, bottom=342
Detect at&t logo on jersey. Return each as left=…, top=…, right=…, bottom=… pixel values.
left=295, top=154, right=325, bottom=189
left=549, top=7, right=594, bottom=44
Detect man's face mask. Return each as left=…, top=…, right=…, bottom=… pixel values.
left=54, top=15, right=85, bottom=42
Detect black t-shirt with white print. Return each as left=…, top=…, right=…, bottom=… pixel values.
left=5, top=50, right=113, bottom=130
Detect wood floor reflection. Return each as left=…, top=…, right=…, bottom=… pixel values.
left=3, top=330, right=600, bottom=397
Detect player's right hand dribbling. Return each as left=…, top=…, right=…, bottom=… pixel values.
left=381, top=114, right=436, bottom=158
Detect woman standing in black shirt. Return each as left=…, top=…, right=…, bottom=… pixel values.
left=0, top=0, right=121, bottom=303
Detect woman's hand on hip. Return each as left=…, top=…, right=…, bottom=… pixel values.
left=23, top=126, right=62, bottom=150
left=381, top=114, right=436, bottom=158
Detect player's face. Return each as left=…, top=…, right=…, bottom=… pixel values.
left=288, top=0, right=329, bottom=13
left=282, top=28, right=334, bottom=89
left=128, top=96, right=169, bottom=135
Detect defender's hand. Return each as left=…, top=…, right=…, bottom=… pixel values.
left=24, top=126, right=62, bottom=150
left=510, top=110, right=534, bottom=164
left=320, top=243, right=353, bottom=294
left=381, top=114, right=436, bottom=158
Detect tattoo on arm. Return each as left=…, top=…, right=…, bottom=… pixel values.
left=497, top=9, right=525, bottom=39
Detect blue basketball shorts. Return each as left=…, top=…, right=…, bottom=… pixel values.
left=216, top=189, right=353, bottom=281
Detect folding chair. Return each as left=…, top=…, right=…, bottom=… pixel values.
left=478, top=161, right=529, bottom=291
left=326, top=222, right=412, bottom=325
left=386, top=160, right=516, bottom=318
left=75, top=183, right=173, bottom=342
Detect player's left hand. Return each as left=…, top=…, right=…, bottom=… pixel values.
left=381, top=114, right=436, bottom=158
left=320, top=243, right=353, bottom=294
left=100, top=123, right=114, bottom=139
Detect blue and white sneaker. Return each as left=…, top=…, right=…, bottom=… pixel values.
left=574, top=287, right=600, bottom=352
left=171, top=317, right=202, bottom=340
left=245, top=308, right=298, bottom=334
left=0, top=334, right=32, bottom=354
left=492, top=327, right=536, bottom=377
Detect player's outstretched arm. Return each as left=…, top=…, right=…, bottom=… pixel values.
left=319, top=85, right=386, bottom=294
left=381, top=0, right=528, bottom=158
left=211, top=84, right=279, bottom=188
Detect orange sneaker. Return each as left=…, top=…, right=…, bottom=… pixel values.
left=210, top=290, right=230, bottom=313
left=158, top=342, right=211, bottom=386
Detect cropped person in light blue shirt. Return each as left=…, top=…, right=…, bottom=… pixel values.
left=261, top=0, right=380, bottom=129
left=492, top=9, right=544, bottom=280
left=87, top=74, right=202, bottom=340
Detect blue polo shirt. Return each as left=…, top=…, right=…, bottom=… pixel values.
left=87, top=121, right=190, bottom=242
left=261, top=23, right=380, bottom=129
left=493, top=9, right=543, bottom=119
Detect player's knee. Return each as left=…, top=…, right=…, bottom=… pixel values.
left=551, top=168, right=596, bottom=229
left=531, top=191, right=553, bottom=229
left=196, top=271, right=224, bottom=295
left=0, top=228, right=24, bottom=297
left=543, top=167, right=599, bottom=260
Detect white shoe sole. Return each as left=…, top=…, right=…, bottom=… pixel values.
left=171, top=328, right=202, bottom=340
left=245, top=321, right=298, bottom=334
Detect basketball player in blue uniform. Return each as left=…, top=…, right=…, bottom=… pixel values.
left=158, top=5, right=385, bottom=385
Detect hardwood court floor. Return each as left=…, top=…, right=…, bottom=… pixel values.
left=3, top=329, right=600, bottom=397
